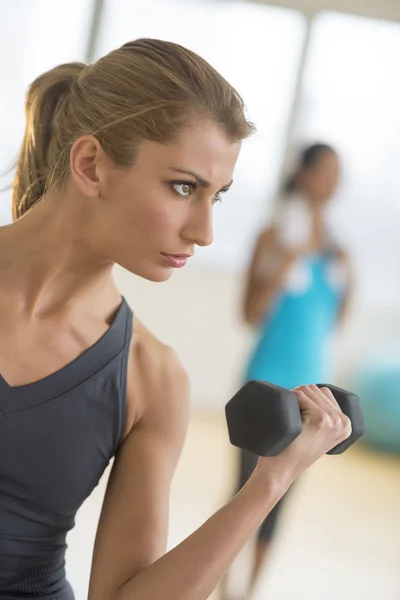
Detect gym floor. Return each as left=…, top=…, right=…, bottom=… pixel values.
left=67, top=411, right=400, bottom=600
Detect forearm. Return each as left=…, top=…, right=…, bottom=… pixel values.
left=114, top=466, right=292, bottom=600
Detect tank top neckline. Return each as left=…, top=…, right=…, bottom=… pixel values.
left=0, top=296, right=131, bottom=414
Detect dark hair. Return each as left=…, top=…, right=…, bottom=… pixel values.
left=12, top=38, right=255, bottom=220
left=284, top=143, right=336, bottom=194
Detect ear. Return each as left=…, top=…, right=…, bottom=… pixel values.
left=70, top=135, right=104, bottom=198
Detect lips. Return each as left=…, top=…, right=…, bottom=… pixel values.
left=161, top=253, right=193, bottom=268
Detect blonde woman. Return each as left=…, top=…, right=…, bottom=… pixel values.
left=0, top=40, right=350, bottom=600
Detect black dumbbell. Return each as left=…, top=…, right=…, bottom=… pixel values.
left=225, top=380, right=364, bottom=456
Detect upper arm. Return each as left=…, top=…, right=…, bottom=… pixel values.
left=242, top=227, right=282, bottom=318
left=246, top=228, right=276, bottom=281
left=88, top=343, right=190, bottom=600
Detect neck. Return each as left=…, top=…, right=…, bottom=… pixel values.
left=0, top=193, right=116, bottom=316
left=306, top=198, right=323, bottom=217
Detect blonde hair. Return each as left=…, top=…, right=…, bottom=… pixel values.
left=12, top=38, right=255, bottom=220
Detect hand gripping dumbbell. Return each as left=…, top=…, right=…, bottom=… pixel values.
left=225, top=381, right=364, bottom=456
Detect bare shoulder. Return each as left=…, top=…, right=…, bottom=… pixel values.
left=122, top=316, right=190, bottom=439
left=331, top=244, right=352, bottom=269
left=253, top=225, right=280, bottom=258
left=131, top=318, right=186, bottom=377
left=248, top=225, right=280, bottom=277
left=336, top=246, right=351, bottom=262
left=257, top=225, right=276, bottom=246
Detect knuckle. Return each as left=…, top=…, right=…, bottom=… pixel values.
left=331, top=414, right=343, bottom=430
left=292, top=389, right=304, bottom=401
left=341, top=414, right=352, bottom=437
left=296, top=385, right=309, bottom=393
left=320, top=386, right=332, bottom=397
left=315, top=410, right=329, bottom=428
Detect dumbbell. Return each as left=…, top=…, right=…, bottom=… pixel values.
left=225, top=381, right=364, bottom=456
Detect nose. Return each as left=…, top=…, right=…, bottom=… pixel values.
left=182, top=201, right=214, bottom=248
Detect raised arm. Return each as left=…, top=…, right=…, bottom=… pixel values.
left=88, top=329, right=350, bottom=600
left=242, top=227, right=298, bottom=326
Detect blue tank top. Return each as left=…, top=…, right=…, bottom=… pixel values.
left=245, top=253, right=345, bottom=388
left=0, top=297, right=133, bottom=599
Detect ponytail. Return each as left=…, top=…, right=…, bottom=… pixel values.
left=12, top=62, right=86, bottom=220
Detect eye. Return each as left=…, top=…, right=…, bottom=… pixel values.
left=172, top=182, right=196, bottom=198
left=213, top=187, right=230, bottom=204
left=213, top=191, right=223, bottom=204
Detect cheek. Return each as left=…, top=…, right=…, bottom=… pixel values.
left=140, top=204, right=178, bottom=241
left=142, top=191, right=184, bottom=227
left=322, top=174, right=337, bottom=193
left=113, top=187, right=185, bottom=244
left=315, top=173, right=330, bottom=191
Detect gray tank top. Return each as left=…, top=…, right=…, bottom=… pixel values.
left=0, top=297, right=133, bottom=599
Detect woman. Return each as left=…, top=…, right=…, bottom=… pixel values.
left=0, top=41, right=351, bottom=600
left=223, top=144, right=353, bottom=600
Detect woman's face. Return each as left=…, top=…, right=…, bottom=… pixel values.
left=299, top=151, right=340, bottom=206
left=88, top=121, right=241, bottom=281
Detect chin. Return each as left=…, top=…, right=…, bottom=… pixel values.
left=117, top=257, right=173, bottom=283
left=142, top=269, right=173, bottom=283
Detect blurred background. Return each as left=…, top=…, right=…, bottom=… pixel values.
left=1, top=0, right=400, bottom=599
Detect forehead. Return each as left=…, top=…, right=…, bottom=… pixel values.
left=314, top=151, right=339, bottom=169
left=135, top=121, right=241, bottom=184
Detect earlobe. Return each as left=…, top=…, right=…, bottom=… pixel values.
left=70, top=136, right=102, bottom=198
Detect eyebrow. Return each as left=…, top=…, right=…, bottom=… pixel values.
left=168, top=167, right=233, bottom=191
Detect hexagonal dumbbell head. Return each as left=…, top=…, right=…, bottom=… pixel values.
left=225, top=380, right=302, bottom=456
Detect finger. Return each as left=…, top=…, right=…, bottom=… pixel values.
left=303, top=385, right=352, bottom=439
left=293, top=386, right=352, bottom=443
left=295, top=384, right=338, bottom=418
left=293, top=387, right=351, bottom=440
left=316, top=386, right=342, bottom=413
left=292, top=388, right=318, bottom=414
left=309, top=385, right=342, bottom=415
